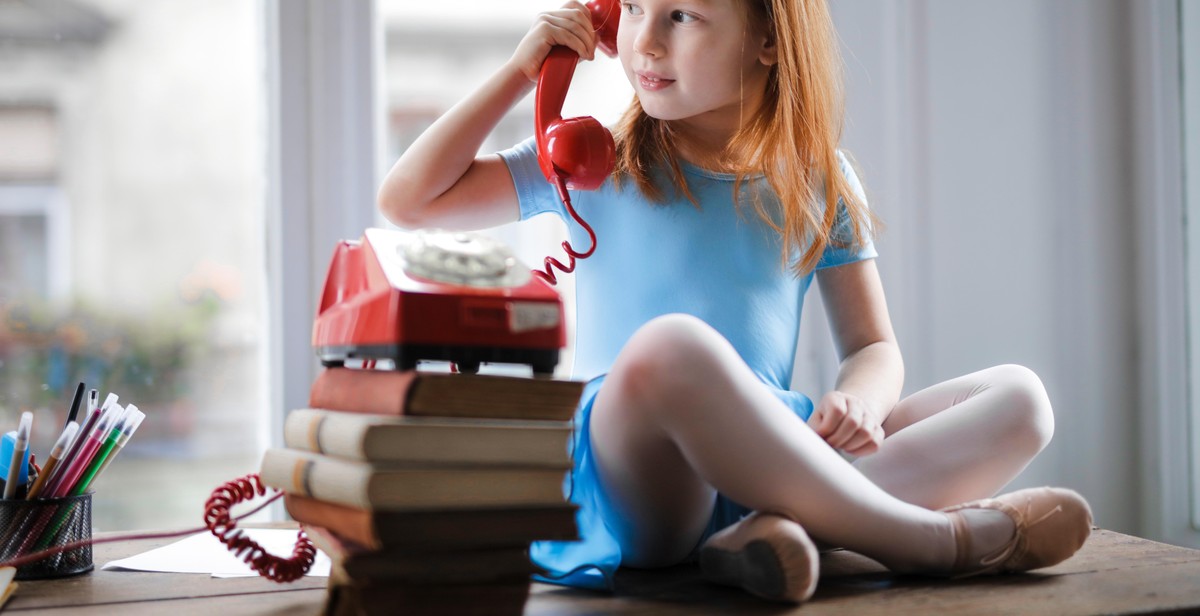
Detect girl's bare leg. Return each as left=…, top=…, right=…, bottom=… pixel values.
left=588, top=314, right=956, bottom=572
left=854, top=365, right=1055, bottom=509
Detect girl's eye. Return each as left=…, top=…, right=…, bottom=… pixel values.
left=622, top=2, right=643, bottom=16
left=670, top=10, right=698, bottom=23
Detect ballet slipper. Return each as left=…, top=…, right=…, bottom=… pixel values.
left=698, top=511, right=819, bottom=603
left=942, top=486, right=1092, bottom=577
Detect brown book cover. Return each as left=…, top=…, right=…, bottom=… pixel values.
left=306, top=525, right=537, bottom=583
left=286, top=493, right=578, bottom=551
left=309, top=368, right=585, bottom=421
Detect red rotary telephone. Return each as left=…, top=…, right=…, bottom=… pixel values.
left=531, top=0, right=620, bottom=284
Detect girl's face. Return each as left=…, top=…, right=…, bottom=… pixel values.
left=617, top=0, right=776, bottom=136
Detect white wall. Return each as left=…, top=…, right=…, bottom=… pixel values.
left=828, top=0, right=1141, bottom=534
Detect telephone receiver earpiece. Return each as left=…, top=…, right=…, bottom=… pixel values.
left=535, top=0, right=620, bottom=193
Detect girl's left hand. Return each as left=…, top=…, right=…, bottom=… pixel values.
left=808, top=391, right=885, bottom=456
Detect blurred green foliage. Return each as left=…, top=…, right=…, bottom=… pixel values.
left=0, top=294, right=220, bottom=415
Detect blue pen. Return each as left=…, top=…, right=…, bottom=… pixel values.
left=2, top=413, right=32, bottom=499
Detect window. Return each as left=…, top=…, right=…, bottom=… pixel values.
left=0, top=0, right=267, bottom=530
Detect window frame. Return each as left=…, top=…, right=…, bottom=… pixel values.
left=0, top=184, right=69, bottom=300
left=1181, top=0, right=1200, bottom=534
left=1132, top=0, right=1199, bottom=548
left=262, top=0, right=385, bottom=454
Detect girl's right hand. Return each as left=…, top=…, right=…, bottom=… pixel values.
left=808, top=390, right=885, bottom=457
left=508, top=1, right=597, bottom=83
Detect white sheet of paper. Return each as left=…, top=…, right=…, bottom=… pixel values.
left=101, top=529, right=330, bottom=578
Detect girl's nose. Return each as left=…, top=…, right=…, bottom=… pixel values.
left=632, top=22, right=665, bottom=57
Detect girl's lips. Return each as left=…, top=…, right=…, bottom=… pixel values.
left=637, top=72, right=675, bottom=91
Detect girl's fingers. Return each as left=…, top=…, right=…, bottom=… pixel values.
left=538, top=11, right=595, bottom=59
left=811, top=393, right=882, bottom=453
left=511, top=5, right=596, bottom=82
left=826, top=406, right=863, bottom=449
left=807, top=403, right=840, bottom=438
left=847, top=425, right=886, bottom=457
left=541, top=14, right=595, bottom=59
left=564, top=1, right=598, bottom=38
left=561, top=1, right=595, bottom=34
left=842, top=427, right=880, bottom=456
left=809, top=391, right=852, bottom=437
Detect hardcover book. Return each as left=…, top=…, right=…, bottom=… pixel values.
left=285, top=493, right=578, bottom=551
left=309, top=368, right=585, bottom=422
left=260, top=448, right=568, bottom=511
left=305, top=525, right=537, bottom=583
left=284, top=408, right=571, bottom=468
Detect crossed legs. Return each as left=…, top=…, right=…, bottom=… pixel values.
left=855, top=363, right=1054, bottom=509
left=588, top=314, right=1055, bottom=574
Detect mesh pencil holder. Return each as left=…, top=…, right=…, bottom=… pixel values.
left=0, top=492, right=93, bottom=580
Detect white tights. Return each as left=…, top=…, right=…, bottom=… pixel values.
left=588, top=314, right=1054, bottom=573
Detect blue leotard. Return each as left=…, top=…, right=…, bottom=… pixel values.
left=497, top=137, right=877, bottom=590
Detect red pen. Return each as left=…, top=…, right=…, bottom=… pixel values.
left=47, top=408, right=119, bottom=499
left=41, top=393, right=116, bottom=497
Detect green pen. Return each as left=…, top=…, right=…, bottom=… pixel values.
left=71, top=406, right=133, bottom=496
left=76, top=406, right=143, bottom=494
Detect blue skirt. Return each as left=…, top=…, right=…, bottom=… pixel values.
left=530, top=375, right=815, bottom=591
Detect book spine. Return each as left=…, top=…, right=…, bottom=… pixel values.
left=283, top=409, right=571, bottom=467
left=260, top=449, right=372, bottom=509
left=286, top=494, right=381, bottom=550
left=310, top=368, right=585, bottom=421
left=263, top=449, right=566, bottom=510
left=283, top=409, right=371, bottom=460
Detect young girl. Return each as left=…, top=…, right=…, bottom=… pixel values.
left=378, top=0, right=1092, bottom=604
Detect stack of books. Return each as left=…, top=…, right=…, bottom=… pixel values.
left=258, top=367, right=583, bottom=616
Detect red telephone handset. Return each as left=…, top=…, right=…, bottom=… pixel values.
left=532, top=0, right=620, bottom=285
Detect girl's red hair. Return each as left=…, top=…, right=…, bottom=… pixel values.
left=612, top=0, right=876, bottom=275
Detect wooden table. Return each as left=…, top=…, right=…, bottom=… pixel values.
left=6, top=528, right=1200, bottom=615
left=3, top=528, right=327, bottom=615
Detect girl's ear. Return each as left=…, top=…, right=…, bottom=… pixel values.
left=758, top=29, right=778, bottom=67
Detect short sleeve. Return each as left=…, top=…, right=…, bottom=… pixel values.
left=815, top=150, right=878, bottom=270
left=496, top=137, right=567, bottom=222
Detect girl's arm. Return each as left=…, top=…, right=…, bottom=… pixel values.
left=808, top=258, right=904, bottom=456
left=378, top=2, right=597, bottom=230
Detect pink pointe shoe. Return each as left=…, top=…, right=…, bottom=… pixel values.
left=698, top=512, right=819, bottom=604
left=942, top=486, right=1093, bottom=576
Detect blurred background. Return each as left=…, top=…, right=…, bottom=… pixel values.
left=0, top=0, right=1196, bottom=552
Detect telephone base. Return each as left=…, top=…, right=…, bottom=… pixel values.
left=317, top=343, right=559, bottom=376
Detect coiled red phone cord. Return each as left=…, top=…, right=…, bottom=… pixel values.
left=203, top=473, right=316, bottom=582
left=0, top=473, right=316, bottom=584
left=532, top=177, right=597, bottom=286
